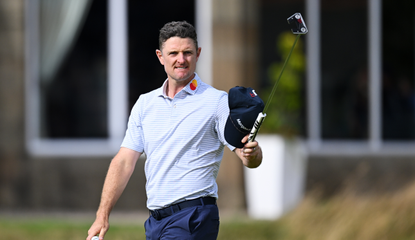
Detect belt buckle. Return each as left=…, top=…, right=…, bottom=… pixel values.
left=151, top=210, right=161, bottom=220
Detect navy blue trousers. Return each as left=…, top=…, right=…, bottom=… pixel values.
left=145, top=204, right=220, bottom=240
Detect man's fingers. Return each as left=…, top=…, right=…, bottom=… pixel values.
left=87, top=229, right=97, bottom=240
left=243, top=147, right=254, bottom=153
left=239, top=134, right=259, bottom=158
left=87, top=226, right=99, bottom=240
left=99, top=228, right=106, bottom=240
left=244, top=140, right=258, bottom=149
left=87, top=219, right=109, bottom=240
left=86, top=229, right=105, bottom=240
left=241, top=135, right=248, bottom=144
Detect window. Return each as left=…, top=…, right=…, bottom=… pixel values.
left=306, top=0, right=415, bottom=154
left=381, top=0, right=415, bottom=140
left=320, top=1, right=368, bottom=140
left=39, top=0, right=108, bottom=139
left=25, top=0, right=127, bottom=156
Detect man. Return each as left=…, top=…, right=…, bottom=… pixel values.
left=87, top=21, right=263, bottom=240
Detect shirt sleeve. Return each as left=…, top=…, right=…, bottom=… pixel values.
left=216, top=92, right=236, bottom=151
left=120, top=97, right=145, bottom=153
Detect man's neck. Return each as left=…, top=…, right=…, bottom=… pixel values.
left=166, top=75, right=194, bottom=98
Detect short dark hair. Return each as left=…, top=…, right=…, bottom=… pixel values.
left=158, top=21, right=198, bottom=50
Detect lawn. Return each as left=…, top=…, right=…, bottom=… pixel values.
left=2, top=182, right=415, bottom=240
left=0, top=216, right=286, bottom=240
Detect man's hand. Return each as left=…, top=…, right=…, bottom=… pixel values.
left=235, top=135, right=262, bottom=168
left=86, top=215, right=109, bottom=240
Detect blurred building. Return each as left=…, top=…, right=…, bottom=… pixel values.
left=1, top=0, right=415, bottom=212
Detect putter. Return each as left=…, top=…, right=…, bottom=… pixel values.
left=248, top=12, right=308, bottom=143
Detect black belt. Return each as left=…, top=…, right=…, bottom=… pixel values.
left=150, top=197, right=216, bottom=220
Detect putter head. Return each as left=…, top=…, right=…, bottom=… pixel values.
left=287, top=13, right=308, bottom=34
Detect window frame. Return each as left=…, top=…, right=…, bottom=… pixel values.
left=25, top=0, right=128, bottom=157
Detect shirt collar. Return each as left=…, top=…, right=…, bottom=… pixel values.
left=156, top=80, right=169, bottom=98
left=157, top=72, right=201, bottom=98
left=183, top=72, right=201, bottom=95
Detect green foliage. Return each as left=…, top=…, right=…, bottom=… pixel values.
left=261, top=31, right=305, bottom=136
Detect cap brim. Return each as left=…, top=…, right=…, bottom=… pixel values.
left=224, top=115, right=248, bottom=148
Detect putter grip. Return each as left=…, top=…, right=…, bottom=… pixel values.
left=248, top=112, right=266, bottom=143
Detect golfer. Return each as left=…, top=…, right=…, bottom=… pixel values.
left=87, top=21, right=263, bottom=240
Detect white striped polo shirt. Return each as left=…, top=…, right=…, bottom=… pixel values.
left=121, top=73, right=235, bottom=210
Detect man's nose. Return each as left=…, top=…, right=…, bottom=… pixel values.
left=177, top=53, right=186, bottom=63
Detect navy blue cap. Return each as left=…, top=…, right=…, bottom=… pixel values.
left=225, top=86, right=265, bottom=148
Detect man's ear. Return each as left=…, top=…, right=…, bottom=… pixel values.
left=196, top=47, right=201, bottom=61
left=156, top=49, right=164, bottom=65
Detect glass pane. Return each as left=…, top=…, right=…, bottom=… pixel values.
left=128, top=0, right=195, bottom=110
left=382, top=0, right=415, bottom=140
left=39, top=0, right=108, bottom=138
left=258, top=0, right=306, bottom=137
left=321, top=1, right=368, bottom=139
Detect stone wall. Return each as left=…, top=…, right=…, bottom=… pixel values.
left=306, top=155, right=415, bottom=198
left=0, top=0, right=26, bottom=208
left=212, top=0, right=259, bottom=213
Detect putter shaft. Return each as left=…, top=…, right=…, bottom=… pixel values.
left=263, top=34, right=301, bottom=114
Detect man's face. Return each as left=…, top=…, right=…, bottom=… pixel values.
left=156, top=37, right=201, bottom=83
